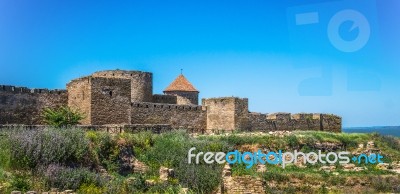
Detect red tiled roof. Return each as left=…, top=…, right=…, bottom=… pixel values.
left=164, top=74, right=199, bottom=92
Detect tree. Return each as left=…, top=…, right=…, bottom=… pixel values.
left=42, top=106, right=84, bottom=127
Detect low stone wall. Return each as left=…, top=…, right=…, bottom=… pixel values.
left=10, top=189, right=75, bottom=194
left=223, top=176, right=265, bottom=194
left=217, top=164, right=266, bottom=194
left=248, top=112, right=341, bottom=132
left=0, top=124, right=172, bottom=134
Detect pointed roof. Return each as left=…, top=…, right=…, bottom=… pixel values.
left=164, top=74, right=199, bottom=93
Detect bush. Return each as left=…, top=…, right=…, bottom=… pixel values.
left=139, top=130, right=224, bottom=193
left=42, top=164, right=102, bottom=190
left=42, top=106, right=84, bottom=127
left=263, top=171, right=289, bottom=183
left=77, top=184, right=105, bottom=194
left=176, top=161, right=222, bottom=193
left=0, top=132, right=11, bottom=169
left=9, top=128, right=92, bottom=170
left=380, top=135, right=400, bottom=150
left=10, top=173, right=31, bottom=192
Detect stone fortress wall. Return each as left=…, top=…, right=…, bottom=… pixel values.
left=0, top=85, right=67, bottom=125
left=0, top=70, right=342, bottom=132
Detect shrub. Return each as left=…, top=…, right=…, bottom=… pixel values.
left=9, top=128, right=92, bottom=170
left=10, top=172, right=31, bottom=192
left=263, top=171, right=289, bottom=183
left=42, top=106, right=84, bottom=127
left=77, top=184, right=105, bottom=194
left=176, top=161, right=222, bottom=194
left=139, top=130, right=224, bottom=193
left=42, top=164, right=102, bottom=190
left=380, top=135, right=400, bottom=150
left=0, top=132, right=11, bottom=169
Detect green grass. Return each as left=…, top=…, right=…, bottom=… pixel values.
left=0, top=128, right=400, bottom=193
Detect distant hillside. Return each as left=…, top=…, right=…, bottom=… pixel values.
left=343, top=126, right=400, bottom=137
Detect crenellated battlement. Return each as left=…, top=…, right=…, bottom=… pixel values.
left=248, top=111, right=341, bottom=132
left=92, top=70, right=152, bottom=78
left=0, top=85, right=67, bottom=94
left=0, top=69, right=341, bottom=132
left=0, top=85, right=68, bottom=125
left=131, top=102, right=203, bottom=111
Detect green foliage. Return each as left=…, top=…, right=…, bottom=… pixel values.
left=380, top=135, right=400, bottom=150
left=285, top=135, right=299, bottom=148
left=370, top=176, right=393, bottom=192
left=138, top=130, right=225, bottom=193
left=8, top=128, right=92, bottom=170
left=263, top=171, right=289, bottom=183
left=10, top=173, right=31, bottom=192
left=42, top=106, right=84, bottom=127
left=231, top=162, right=257, bottom=176
left=77, top=184, right=105, bottom=194
left=2, top=127, right=400, bottom=193
left=0, top=133, right=11, bottom=169
left=43, top=165, right=102, bottom=191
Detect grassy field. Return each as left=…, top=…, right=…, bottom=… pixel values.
left=0, top=128, right=400, bottom=193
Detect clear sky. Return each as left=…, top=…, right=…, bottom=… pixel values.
left=0, top=0, right=399, bottom=127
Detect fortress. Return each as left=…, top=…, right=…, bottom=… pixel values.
left=0, top=70, right=341, bottom=132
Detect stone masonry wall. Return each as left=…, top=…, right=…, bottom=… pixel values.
left=90, top=77, right=131, bottom=125
left=67, top=77, right=92, bottom=124
left=152, top=94, right=177, bottom=104
left=202, top=97, right=249, bottom=131
left=203, top=97, right=341, bottom=132
left=130, top=102, right=206, bottom=132
left=92, top=70, right=153, bottom=102
left=164, top=91, right=199, bottom=105
left=0, top=85, right=67, bottom=125
left=248, top=112, right=341, bottom=132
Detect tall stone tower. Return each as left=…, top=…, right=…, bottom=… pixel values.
left=67, top=76, right=131, bottom=125
left=164, top=74, right=199, bottom=105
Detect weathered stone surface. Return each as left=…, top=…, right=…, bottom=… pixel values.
left=221, top=175, right=265, bottom=194
left=92, top=70, right=153, bottom=102
left=159, top=166, right=174, bottom=181
left=256, top=164, right=267, bottom=173
left=68, top=76, right=131, bottom=125
left=203, top=97, right=249, bottom=131
left=0, top=86, right=67, bottom=125
left=0, top=69, right=342, bottom=132
left=377, top=163, right=389, bottom=170
left=132, top=158, right=150, bottom=174
left=145, top=179, right=156, bottom=187
left=131, top=102, right=206, bottom=133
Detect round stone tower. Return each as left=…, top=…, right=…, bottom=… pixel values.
left=92, top=70, right=153, bottom=102
left=164, top=74, right=199, bottom=105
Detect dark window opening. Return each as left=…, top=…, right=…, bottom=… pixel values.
left=109, top=91, right=113, bottom=97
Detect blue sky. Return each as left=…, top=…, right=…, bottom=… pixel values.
left=0, top=0, right=399, bottom=127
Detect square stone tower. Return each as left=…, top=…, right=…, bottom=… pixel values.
left=202, top=97, right=249, bottom=131
left=67, top=76, right=131, bottom=125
